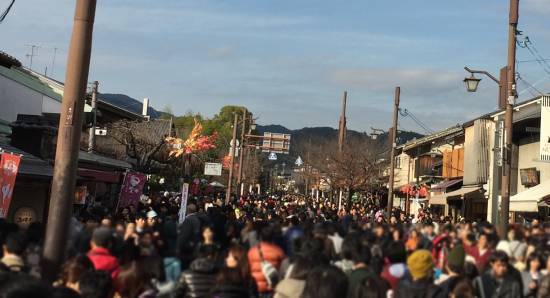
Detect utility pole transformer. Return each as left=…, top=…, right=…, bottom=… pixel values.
left=500, top=0, right=519, bottom=237
left=387, top=87, right=400, bottom=214
left=88, top=81, right=98, bottom=152
left=42, top=0, right=97, bottom=281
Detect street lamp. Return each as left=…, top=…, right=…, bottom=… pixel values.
left=463, top=74, right=481, bottom=92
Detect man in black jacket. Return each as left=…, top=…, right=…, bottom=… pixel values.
left=474, top=250, right=522, bottom=298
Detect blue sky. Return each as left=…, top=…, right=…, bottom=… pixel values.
left=2, top=0, right=550, bottom=133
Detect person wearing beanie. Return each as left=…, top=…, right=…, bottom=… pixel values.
left=395, top=249, right=444, bottom=298
left=438, top=244, right=466, bottom=297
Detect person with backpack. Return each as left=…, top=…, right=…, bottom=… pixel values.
left=248, top=224, right=286, bottom=297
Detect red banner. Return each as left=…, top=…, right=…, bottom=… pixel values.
left=117, top=172, right=146, bottom=209
left=0, top=153, right=21, bottom=218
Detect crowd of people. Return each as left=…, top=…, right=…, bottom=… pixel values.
left=0, top=192, right=549, bottom=298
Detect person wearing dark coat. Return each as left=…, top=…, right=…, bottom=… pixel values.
left=474, top=251, right=522, bottom=298
left=175, top=245, right=218, bottom=298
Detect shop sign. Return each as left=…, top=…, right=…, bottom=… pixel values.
left=75, top=186, right=88, bottom=205
left=179, top=183, right=189, bottom=224
left=0, top=153, right=21, bottom=218
left=204, top=162, right=222, bottom=176
left=118, top=172, right=146, bottom=209
left=14, top=207, right=36, bottom=228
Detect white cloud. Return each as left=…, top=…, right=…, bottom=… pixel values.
left=327, top=68, right=462, bottom=96
left=207, top=46, right=234, bottom=58
left=524, top=0, right=550, bottom=14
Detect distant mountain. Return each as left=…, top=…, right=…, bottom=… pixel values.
left=256, top=124, right=423, bottom=157
left=98, top=93, right=161, bottom=119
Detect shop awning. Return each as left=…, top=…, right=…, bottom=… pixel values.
left=510, top=181, right=550, bottom=212
left=430, top=193, right=447, bottom=205
left=445, top=186, right=482, bottom=199
left=431, top=179, right=462, bottom=191
left=77, top=168, right=122, bottom=183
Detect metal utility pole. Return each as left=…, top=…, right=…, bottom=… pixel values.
left=25, top=44, right=40, bottom=70
left=500, top=0, right=519, bottom=237
left=338, top=91, right=347, bottom=153
left=42, top=0, right=97, bottom=281
left=226, top=113, right=239, bottom=204
left=237, top=108, right=247, bottom=195
left=387, top=87, right=400, bottom=214
left=87, top=81, right=98, bottom=152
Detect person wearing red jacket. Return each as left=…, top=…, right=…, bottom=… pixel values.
left=248, top=224, right=286, bottom=295
left=87, top=227, right=120, bottom=279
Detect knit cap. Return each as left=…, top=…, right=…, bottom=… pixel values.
left=407, top=249, right=434, bottom=280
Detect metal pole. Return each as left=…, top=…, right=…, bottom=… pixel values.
left=87, top=80, right=98, bottom=152
left=237, top=108, right=246, bottom=194
left=42, top=0, right=97, bottom=281
left=387, top=87, right=400, bottom=214
left=226, top=113, right=239, bottom=204
left=500, top=0, right=519, bottom=237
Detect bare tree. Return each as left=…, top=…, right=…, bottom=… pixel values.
left=108, top=119, right=171, bottom=173
left=301, top=137, right=385, bottom=211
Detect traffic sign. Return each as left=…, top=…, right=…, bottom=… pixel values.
left=295, top=156, right=303, bottom=166
left=268, top=152, right=277, bottom=160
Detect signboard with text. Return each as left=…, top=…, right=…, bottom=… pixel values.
left=262, top=132, right=291, bottom=154
left=204, top=162, right=223, bottom=176
left=0, top=153, right=21, bottom=218
left=179, top=182, right=189, bottom=223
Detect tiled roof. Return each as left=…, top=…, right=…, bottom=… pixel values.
left=0, top=65, right=62, bottom=102
left=0, top=135, right=53, bottom=177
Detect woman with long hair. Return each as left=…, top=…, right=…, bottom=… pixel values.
left=522, top=252, right=543, bottom=298
left=113, top=261, right=157, bottom=298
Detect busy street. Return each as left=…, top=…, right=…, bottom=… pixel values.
left=1, top=0, right=550, bottom=297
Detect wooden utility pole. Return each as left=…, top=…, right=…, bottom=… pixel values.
left=500, top=0, right=519, bottom=237
left=42, top=0, right=97, bottom=281
left=338, top=91, right=347, bottom=153
left=226, top=114, right=239, bottom=204
left=237, top=108, right=247, bottom=195
left=387, top=87, right=400, bottom=214
left=87, top=81, right=98, bottom=152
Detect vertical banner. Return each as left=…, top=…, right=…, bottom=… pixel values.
left=0, top=153, right=21, bottom=218
left=118, top=172, right=146, bottom=209
left=179, top=182, right=189, bottom=224
left=74, top=186, right=88, bottom=205
left=541, top=96, right=550, bottom=161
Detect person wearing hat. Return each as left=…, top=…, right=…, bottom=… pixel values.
left=395, top=249, right=444, bottom=298
left=438, top=244, right=466, bottom=297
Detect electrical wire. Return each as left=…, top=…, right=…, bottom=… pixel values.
left=0, top=0, right=14, bottom=23
left=399, top=108, right=435, bottom=134
left=516, top=73, right=544, bottom=96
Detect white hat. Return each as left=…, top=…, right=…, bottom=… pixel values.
left=146, top=210, right=158, bottom=218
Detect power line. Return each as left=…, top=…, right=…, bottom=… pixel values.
left=0, top=0, right=15, bottom=24
left=516, top=73, right=544, bottom=96
left=399, top=108, right=435, bottom=134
